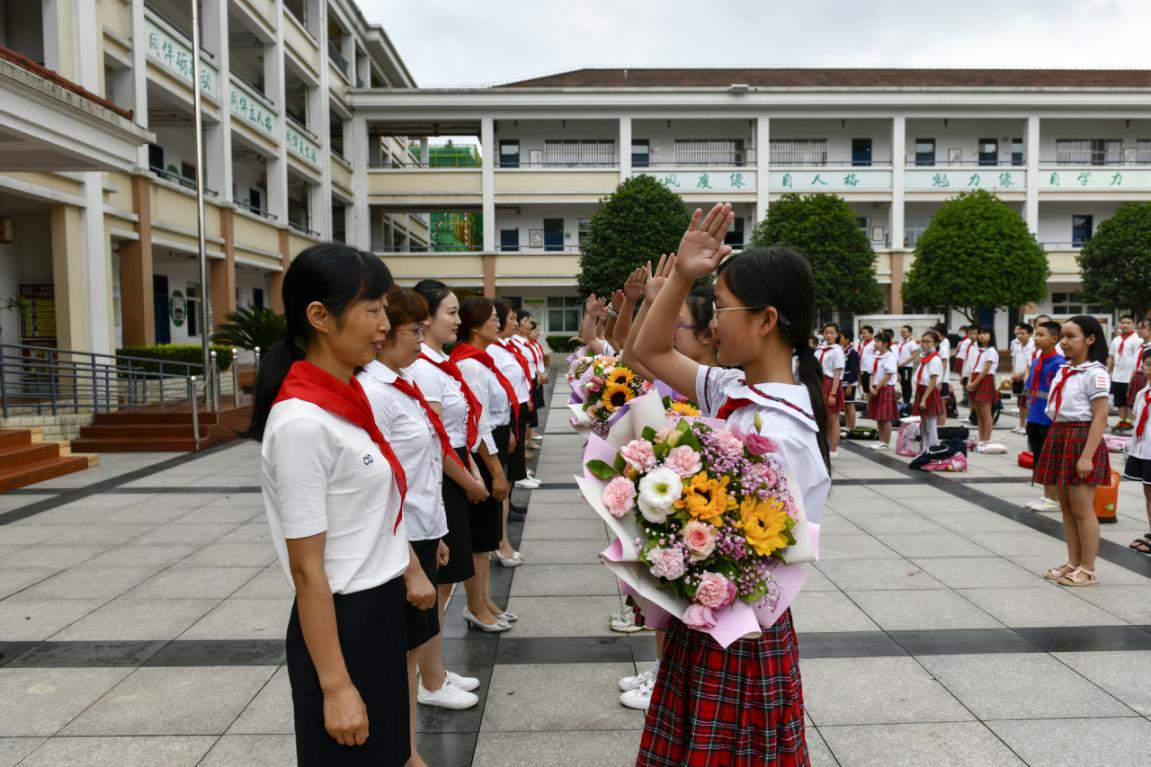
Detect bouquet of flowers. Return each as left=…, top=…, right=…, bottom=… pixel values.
left=572, top=357, right=650, bottom=438
left=566, top=347, right=595, bottom=395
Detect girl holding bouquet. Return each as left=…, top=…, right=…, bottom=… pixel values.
left=632, top=202, right=831, bottom=766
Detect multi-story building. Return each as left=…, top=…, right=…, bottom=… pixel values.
left=350, top=68, right=1151, bottom=336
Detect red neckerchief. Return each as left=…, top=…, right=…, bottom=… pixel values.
left=420, top=352, right=482, bottom=451
left=451, top=342, right=520, bottom=430
left=500, top=338, right=534, bottom=385
left=528, top=339, right=545, bottom=367
left=1136, top=389, right=1150, bottom=439
left=817, top=344, right=833, bottom=370
left=716, top=384, right=816, bottom=424
left=1118, top=331, right=1134, bottom=356
left=389, top=376, right=468, bottom=471
left=1050, top=365, right=1083, bottom=417
left=1028, top=349, right=1057, bottom=399
left=916, top=352, right=939, bottom=386
left=274, top=361, right=406, bottom=532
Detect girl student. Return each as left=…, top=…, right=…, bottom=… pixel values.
left=1124, top=354, right=1151, bottom=555
left=513, top=311, right=548, bottom=452
left=966, top=324, right=1001, bottom=449
left=451, top=298, right=520, bottom=629
left=357, top=288, right=476, bottom=763
left=490, top=300, right=533, bottom=568
left=840, top=328, right=860, bottom=433
left=632, top=202, right=831, bottom=766
left=913, top=330, right=946, bottom=453
left=247, top=244, right=436, bottom=766
left=817, top=322, right=845, bottom=458
left=407, top=280, right=494, bottom=700
left=1034, top=315, right=1113, bottom=587
left=866, top=330, right=899, bottom=450
left=1126, top=318, right=1151, bottom=414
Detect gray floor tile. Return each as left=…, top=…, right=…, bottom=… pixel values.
left=227, top=666, right=292, bottom=734
left=931, top=512, right=1037, bottom=534
left=80, top=544, right=197, bottom=570
left=817, top=534, right=900, bottom=560
left=514, top=537, right=607, bottom=565
left=504, top=595, right=623, bottom=637
left=8, top=568, right=155, bottom=601
left=0, top=599, right=103, bottom=641
left=0, top=668, right=132, bottom=736
left=180, top=597, right=292, bottom=640
left=50, top=599, right=220, bottom=641
left=523, top=503, right=598, bottom=521
left=174, top=506, right=265, bottom=525
left=519, top=518, right=607, bottom=541
left=819, top=721, right=1025, bottom=766
left=874, top=532, right=992, bottom=559
left=816, top=558, right=944, bottom=591
left=911, top=557, right=1044, bottom=589
left=0, top=544, right=107, bottom=570
left=790, top=591, right=881, bottom=633
left=1068, top=585, right=1151, bottom=624
left=472, top=730, right=642, bottom=767
left=199, top=734, right=296, bottom=766
left=0, top=737, right=44, bottom=766
left=17, top=736, right=215, bottom=766
left=508, top=564, right=620, bottom=597
left=230, top=566, right=293, bottom=598
left=128, top=523, right=237, bottom=546
left=0, top=526, right=59, bottom=546
left=848, top=589, right=1004, bottom=631
left=42, top=525, right=153, bottom=545
left=0, top=568, right=58, bottom=599
left=919, top=653, right=1136, bottom=720
left=801, top=656, right=974, bottom=725
left=175, top=543, right=277, bottom=569
left=967, top=531, right=1069, bottom=558
left=987, top=716, right=1151, bottom=767
left=61, top=666, right=277, bottom=736
left=806, top=726, right=838, bottom=767
left=480, top=662, right=645, bottom=732
left=848, top=513, right=950, bottom=535
left=958, top=586, right=1127, bottom=628
left=1054, top=651, right=1151, bottom=716
left=123, top=567, right=262, bottom=600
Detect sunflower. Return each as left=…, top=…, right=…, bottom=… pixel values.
left=674, top=471, right=737, bottom=525
left=602, top=382, right=635, bottom=412
left=734, top=496, right=791, bottom=557
left=669, top=400, right=700, bottom=417
left=606, top=367, right=636, bottom=388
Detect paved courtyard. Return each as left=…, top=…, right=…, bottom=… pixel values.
left=1, top=377, right=1150, bottom=766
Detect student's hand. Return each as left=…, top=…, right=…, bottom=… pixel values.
left=966, top=382, right=976, bottom=392
left=869, top=386, right=878, bottom=397
left=623, top=267, right=646, bottom=301
left=323, top=680, right=369, bottom=746
left=675, top=204, right=734, bottom=280
left=404, top=566, right=437, bottom=610
left=437, top=540, right=450, bottom=567
left=827, top=393, right=837, bottom=406
left=920, top=399, right=928, bottom=410
left=610, top=290, right=624, bottom=313
left=643, top=254, right=675, bottom=302
left=541, top=372, right=550, bottom=384
left=491, top=472, right=510, bottom=502
left=465, top=476, right=490, bottom=504
left=1076, top=456, right=1095, bottom=479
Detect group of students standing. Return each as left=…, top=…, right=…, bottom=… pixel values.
left=247, top=245, right=549, bottom=766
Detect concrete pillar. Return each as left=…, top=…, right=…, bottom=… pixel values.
left=203, top=0, right=232, bottom=202
left=350, top=115, right=370, bottom=249
left=271, top=230, right=290, bottom=313
left=1025, top=115, right=1040, bottom=236
left=482, top=253, right=497, bottom=298
left=755, top=116, right=770, bottom=225
left=266, top=4, right=288, bottom=223
left=130, top=0, right=149, bottom=168
left=419, top=137, right=429, bottom=166
left=889, top=251, right=905, bottom=314
left=891, top=116, right=906, bottom=251
left=119, top=177, right=155, bottom=345
left=481, top=117, right=495, bottom=254
left=212, top=208, right=237, bottom=329
left=619, top=116, right=632, bottom=183
left=50, top=204, right=89, bottom=351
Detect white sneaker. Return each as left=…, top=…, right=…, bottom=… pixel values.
left=609, top=607, right=643, bottom=634
left=445, top=670, right=480, bottom=692
left=619, top=677, right=655, bottom=710
left=1025, top=497, right=1061, bottom=512
left=1011, top=426, right=1028, bottom=435
left=515, top=477, right=541, bottom=489
left=619, top=665, right=658, bottom=692
left=418, top=679, right=479, bottom=710
left=868, top=442, right=891, bottom=451
left=829, top=450, right=839, bottom=459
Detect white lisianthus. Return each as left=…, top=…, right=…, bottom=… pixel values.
left=637, top=468, right=682, bottom=523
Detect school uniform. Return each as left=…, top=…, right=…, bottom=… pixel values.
left=262, top=361, right=409, bottom=767
left=842, top=345, right=859, bottom=402
left=1011, top=337, right=1035, bottom=399
left=636, top=366, right=830, bottom=767
left=409, top=344, right=479, bottom=584
left=857, top=338, right=875, bottom=393
left=1126, top=342, right=1151, bottom=408
left=970, top=345, right=1001, bottom=404
left=1122, top=382, right=1151, bottom=484
left=1024, top=350, right=1065, bottom=462
left=938, top=336, right=952, bottom=397
left=817, top=343, right=846, bottom=413
left=1033, top=361, right=1113, bottom=486
left=958, top=337, right=976, bottom=382
left=491, top=339, right=532, bottom=482
left=897, top=337, right=917, bottom=404
left=912, top=352, right=946, bottom=417
left=1110, top=332, right=1142, bottom=406
left=867, top=350, right=899, bottom=421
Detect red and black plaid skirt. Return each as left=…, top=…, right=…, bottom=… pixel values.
left=971, top=374, right=1000, bottom=404
left=822, top=376, right=842, bottom=414
left=867, top=385, right=898, bottom=421
left=637, top=610, right=808, bottom=767
left=1033, top=421, right=1112, bottom=486
left=912, top=384, right=945, bottom=417
left=1128, top=372, right=1146, bottom=407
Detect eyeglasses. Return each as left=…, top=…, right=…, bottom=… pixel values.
left=711, top=302, right=791, bottom=328
left=675, top=322, right=699, bottom=331
left=397, top=325, right=425, bottom=338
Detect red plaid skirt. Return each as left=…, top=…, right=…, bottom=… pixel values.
left=822, top=376, right=842, bottom=414
left=971, top=374, right=1000, bottom=404
left=1033, top=421, right=1112, bottom=486
left=912, top=384, right=945, bottom=417
left=867, top=385, right=898, bottom=421
left=1128, top=372, right=1146, bottom=407
left=637, top=611, right=807, bottom=767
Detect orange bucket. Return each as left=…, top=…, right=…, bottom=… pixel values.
left=1093, top=470, right=1120, bottom=523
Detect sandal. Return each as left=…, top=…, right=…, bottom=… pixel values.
left=1128, top=534, right=1151, bottom=554
left=1057, top=567, right=1098, bottom=587
left=1044, top=563, right=1075, bottom=581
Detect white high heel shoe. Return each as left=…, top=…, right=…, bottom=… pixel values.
left=462, top=606, right=510, bottom=633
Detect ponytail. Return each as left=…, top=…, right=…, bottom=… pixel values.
left=244, top=333, right=304, bottom=440
left=796, top=349, right=831, bottom=471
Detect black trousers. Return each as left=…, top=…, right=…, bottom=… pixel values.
left=898, top=367, right=913, bottom=404
left=1027, top=421, right=1051, bottom=461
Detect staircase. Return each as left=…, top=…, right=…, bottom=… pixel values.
left=71, top=403, right=253, bottom=453
left=0, top=428, right=96, bottom=492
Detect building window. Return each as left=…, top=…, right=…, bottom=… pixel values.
left=769, top=139, right=827, bottom=165
left=1071, top=215, right=1094, bottom=247
left=186, top=283, right=201, bottom=338
left=1055, top=139, right=1123, bottom=165
left=724, top=217, right=745, bottom=247
left=631, top=139, right=650, bottom=168
left=500, top=229, right=520, bottom=252
left=547, top=296, right=582, bottom=333
left=499, top=140, right=520, bottom=168
left=578, top=218, right=592, bottom=245
left=1011, top=138, right=1024, bottom=166
left=675, top=139, right=745, bottom=166
left=543, top=140, right=615, bottom=167
left=1137, top=140, right=1151, bottom=164
left=914, top=139, right=935, bottom=166
left=978, top=139, right=998, bottom=166
left=1051, top=292, right=1105, bottom=315
left=252, top=288, right=264, bottom=310
left=904, top=216, right=932, bottom=248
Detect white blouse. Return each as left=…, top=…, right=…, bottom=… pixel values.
left=1111, top=333, right=1142, bottom=384
left=409, top=343, right=472, bottom=451
left=1045, top=361, right=1111, bottom=423
left=915, top=354, right=945, bottom=388
left=457, top=355, right=508, bottom=453
left=972, top=346, right=999, bottom=376
left=817, top=344, right=845, bottom=378
left=490, top=340, right=530, bottom=403
left=873, top=351, right=898, bottom=387
left=1131, top=384, right=1151, bottom=460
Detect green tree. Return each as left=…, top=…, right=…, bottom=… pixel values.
left=903, top=189, right=1049, bottom=321
left=749, top=193, right=885, bottom=314
left=1078, top=201, right=1151, bottom=318
left=577, top=175, right=690, bottom=298
left=211, top=306, right=286, bottom=351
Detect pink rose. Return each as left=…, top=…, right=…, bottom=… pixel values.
left=746, top=433, right=779, bottom=456
left=680, top=520, right=716, bottom=561
left=664, top=446, right=703, bottom=477
left=601, top=476, right=637, bottom=518
left=648, top=547, right=686, bottom=580
left=695, top=571, right=736, bottom=609
left=620, top=439, right=657, bottom=472
left=682, top=604, right=717, bottom=630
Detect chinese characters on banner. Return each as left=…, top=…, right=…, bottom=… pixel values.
left=637, top=171, right=757, bottom=193
left=904, top=169, right=1026, bottom=191
left=144, top=20, right=219, bottom=98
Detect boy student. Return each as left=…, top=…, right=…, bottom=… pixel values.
left=1024, top=321, right=1066, bottom=512
left=897, top=325, right=918, bottom=404
left=957, top=325, right=979, bottom=406
left=1110, top=314, right=1142, bottom=430
left=857, top=325, right=876, bottom=399
left=1011, top=323, right=1036, bottom=434
left=933, top=322, right=952, bottom=426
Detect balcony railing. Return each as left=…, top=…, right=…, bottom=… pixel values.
left=328, top=40, right=349, bottom=78
left=290, top=221, right=322, bottom=238
left=498, top=161, right=618, bottom=169
left=150, top=166, right=218, bottom=196
left=498, top=244, right=582, bottom=253
left=235, top=200, right=277, bottom=221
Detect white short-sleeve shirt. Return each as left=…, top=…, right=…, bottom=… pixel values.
left=817, top=344, right=845, bottom=378
left=1012, top=338, right=1035, bottom=376
left=1045, top=361, right=1111, bottom=423
left=358, top=361, right=448, bottom=542
left=897, top=338, right=917, bottom=367
left=858, top=339, right=876, bottom=374
left=1110, top=333, right=1142, bottom=384
left=915, top=353, right=944, bottom=388
left=1130, top=384, right=1151, bottom=460
left=513, top=335, right=544, bottom=376
left=937, top=337, right=952, bottom=379
left=458, top=355, right=508, bottom=454
left=490, top=340, right=530, bottom=403
left=972, top=346, right=999, bottom=376
left=261, top=398, right=408, bottom=595
left=409, top=344, right=472, bottom=451
left=874, top=351, right=898, bottom=387
left=958, top=338, right=975, bottom=377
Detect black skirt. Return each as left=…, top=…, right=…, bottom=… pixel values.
left=286, top=577, right=409, bottom=767
left=406, top=539, right=440, bottom=650
left=438, top=446, right=477, bottom=584
left=1124, top=454, right=1151, bottom=485
left=471, top=426, right=508, bottom=553
left=532, top=379, right=546, bottom=409
left=506, top=403, right=530, bottom=482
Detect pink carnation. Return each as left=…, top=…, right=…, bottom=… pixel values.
left=713, top=429, right=745, bottom=458
left=745, top=433, right=779, bottom=456
left=664, top=445, right=703, bottom=477
left=682, top=604, right=717, bottom=630
left=601, top=476, right=637, bottom=518
left=680, top=520, right=716, bottom=561
left=648, top=547, right=686, bottom=580
left=620, top=439, right=657, bottom=472
left=695, top=571, right=737, bottom=609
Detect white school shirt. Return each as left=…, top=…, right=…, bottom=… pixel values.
left=972, top=346, right=999, bottom=377
left=457, top=356, right=508, bottom=455
left=1110, top=332, right=1142, bottom=384
left=513, top=335, right=544, bottom=377
left=602, top=340, right=617, bottom=357
left=1045, top=361, right=1111, bottom=423
left=358, top=361, right=448, bottom=542
left=914, top=353, right=944, bottom=388
left=958, top=338, right=976, bottom=377
left=897, top=338, right=917, bottom=367
left=261, top=398, right=408, bottom=595
left=490, top=340, right=531, bottom=404
left=409, top=343, right=472, bottom=451
left=858, top=339, right=876, bottom=375
left=1130, top=384, right=1151, bottom=460
left=938, top=337, right=952, bottom=380
left=816, top=343, right=845, bottom=378
left=1012, top=338, right=1035, bottom=376
left=873, top=351, right=898, bottom=387
left=695, top=366, right=830, bottom=527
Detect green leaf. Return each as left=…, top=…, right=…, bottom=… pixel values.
left=613, top=454, right=627, bottom=473
left=586, top=460, right=619, bottom=479
left=641, top=426, right=658, bottom=441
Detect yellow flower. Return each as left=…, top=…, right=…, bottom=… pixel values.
left=602, top=382, right=635, bottom=412
left=669, top=401, right=700, bottom=417
left=674, top=471, right=736, bottom=525
left=734, top=496, right=791, bottom=557
left=607, top=367, right=636, bottom=387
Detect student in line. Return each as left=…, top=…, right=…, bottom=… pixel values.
left=897, top=324, right=918, bottom=405
left=1125, top=318, right=1151, bottom=417
left=967, top=325, right=1001, bottom=449
left=914, top=330, right=946, bottom=453
left=867, top=330, right=899, bottom=450
left=933, top=322, right=952, bottom=426
left=1034, top=315, right=1112, bottom=587
left=840, top=328, right=859, bottom=433
left=1011, top=323, right=1036, bottom=435
left=818, top=322, right=845, bottom=458
left=1124, top=354, right=1151, bottom=555
left=857, top=324, right=875, bottom=405
left=956, top=324, right=977, bottom=406
left=1109, top=314, right=1141, bottom=431
left=490, top=300, right=533, bottom=567
left=248, top=244, right=435, bottom=766
left=1023, top=321, right=1066, bottom=513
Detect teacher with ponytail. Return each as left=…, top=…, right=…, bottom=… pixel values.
left=246, top=243, right=436, bottom=766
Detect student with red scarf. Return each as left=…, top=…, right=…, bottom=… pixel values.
left=245, top=244, right=436, bottom=766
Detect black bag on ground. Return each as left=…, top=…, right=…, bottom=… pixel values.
left=846, top=426, right=878, bottom=440
left=908, top=438, right=968, bottom=470
left=967, top=397, right=1003, bottom=426
left=937, top=425, right=970, bottom=442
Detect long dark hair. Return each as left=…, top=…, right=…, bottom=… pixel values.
left=685, top=286, right=715, bottom=339
left=1066, top=315, right=1109, bottom=363
left=458, top=298, right=496, bottom=343
left=243, top=243, right=392, bottom=440
left=717, top=247, right=829, bottom=470
left=493, top=298, right=513, bottom=331
left=413, top=279, right=454, bottom=317
left=978, top=324, right=997, bottom=349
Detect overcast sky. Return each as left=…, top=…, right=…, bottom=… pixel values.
left=358, top=0, right=1151, bottom=88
